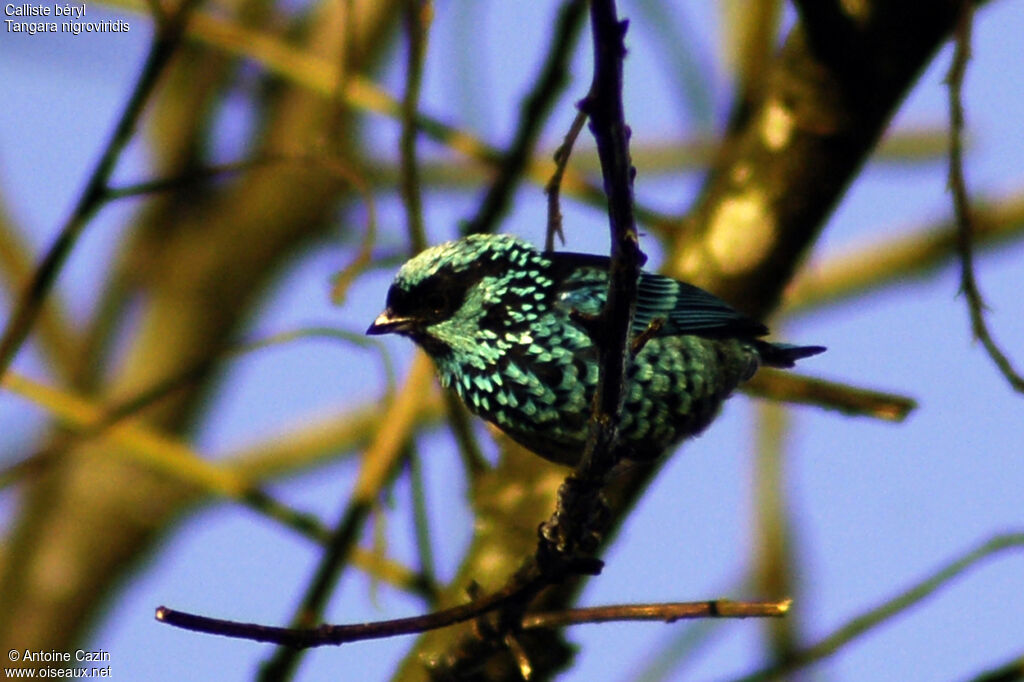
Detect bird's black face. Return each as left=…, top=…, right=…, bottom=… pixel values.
left=364, top=232, right=548, bottom=360
left=366, top=269, right=468, bottom=339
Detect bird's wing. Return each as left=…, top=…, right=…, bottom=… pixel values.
left=634, top=271, right=768, bottom=338
left=548, top=252, right=767, bottom=338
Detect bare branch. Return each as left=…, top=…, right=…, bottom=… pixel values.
left=522, top=599, right=791, bottom=628
left=545, top=110, right=588, bottom=251
left=155, top=595, right=787, bottom=648
left=946, top=1, right=1024, bottom=394
left=157, top=561, right=549, bottom=649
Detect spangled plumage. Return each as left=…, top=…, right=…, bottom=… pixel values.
left=367, top=234, right=824, bottom=466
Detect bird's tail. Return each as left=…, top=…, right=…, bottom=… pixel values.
left=755, top=341, right=826, bottom=368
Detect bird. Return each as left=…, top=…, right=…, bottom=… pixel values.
left=367, top=234, right=824, bottom=467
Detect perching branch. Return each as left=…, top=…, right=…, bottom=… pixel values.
left=155, top=595, right=787, bottom=648
left=580, top=0, right=644, bottom=336
left=538, top=0, right=644, bottom=559
left=156, top=565, right=547, bottom=649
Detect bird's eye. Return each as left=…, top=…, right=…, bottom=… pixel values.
left=424, top=291, right=447, bottom=315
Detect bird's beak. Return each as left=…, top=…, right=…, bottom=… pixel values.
left=366, top=310, right=415, bottom=335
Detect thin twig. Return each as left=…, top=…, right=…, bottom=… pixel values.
left=503, top=630, right=534, bottom=680
left=462, top=0, right=588, bottom=236
left=730, top=532, right=1024, bottom=681
left=522, top=599, right=790, bottom=628
left=104, top=157, right=279, bottom=199
left=629, top=318, right=664, bottom=355
left=330, top=161, right=377, bottom=304
left=340, top=0, right=355, bottom=108
left=946, top=1, right=1024, bottom=394
left=578, top=0, right=645, bottom=448
left=545, top=110, right=588, bottom=250
left=155, top=592, right=787, bottom=648
left=157, top=561, right=549, bottom=648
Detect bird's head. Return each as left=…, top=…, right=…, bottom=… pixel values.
left=367, top=234, right=550, bottom=360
